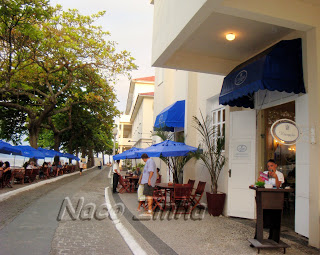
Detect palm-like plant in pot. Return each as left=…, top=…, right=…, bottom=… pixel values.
left=193, top=112, right=227, bottom=216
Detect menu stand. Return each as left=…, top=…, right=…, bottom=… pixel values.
left=248, top=186, right=294, bottom=254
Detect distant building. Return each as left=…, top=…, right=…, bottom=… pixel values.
left=117, top=76, right=155, bottom=154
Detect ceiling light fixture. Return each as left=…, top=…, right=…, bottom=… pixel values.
left=226, top=33, right=235, bottom=41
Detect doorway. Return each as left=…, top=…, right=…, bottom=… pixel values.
left=260, top=101, right=296, bottom=229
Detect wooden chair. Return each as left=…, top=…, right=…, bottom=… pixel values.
left=153, top=188, right=166, bottom=211
left=190, top=181, right=206, bottom=212
left=187, top=179, right=195, bottom=188
left=3, top=170, right=13, bottom=188
left=0, top=170, right=4, bottom=188
left=30, top=168, right=39, bottom=182
left=24, top=168, right=33, bottom=183
left=50, top=166, right=58, bottom=177
left=13, top=169, right=25, bottom=184
left=118, top=175, right=131, bottom=193
left=172, top=184, right=193, bottom=214
left=156, top=175, right=162, bottom=183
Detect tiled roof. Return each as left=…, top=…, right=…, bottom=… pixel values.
left=132, top=76, right=155, bottom=82
left=139, top=92, right=154, bottom=96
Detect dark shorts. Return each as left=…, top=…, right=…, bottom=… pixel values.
left=80, top=168, right=83, bottom=172
left=143, top=183, right=154, bottom=196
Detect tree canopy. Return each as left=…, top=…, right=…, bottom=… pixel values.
left=0, top=1, right=136, bottom=156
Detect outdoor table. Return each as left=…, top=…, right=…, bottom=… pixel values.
left=127, top=176, right=139, bottom=192
left=12, top=168, right=25, bottom=184
left=248, top=186, right=294, bottom=254
left=155, top=183, right=176, bottom=210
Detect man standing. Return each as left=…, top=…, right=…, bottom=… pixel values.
left=140, top=153, right=157, bottom=215
left=113, top=160, right=120, bottom=193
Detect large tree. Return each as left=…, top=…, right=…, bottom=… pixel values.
left=0, top=1, right=136, bottom=148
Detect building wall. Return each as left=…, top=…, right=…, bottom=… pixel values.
left=129, top=83, right=154, bottom=116
left=151, top=0, right=320, bottom=247
left=152, top=0, right=206, bottom=65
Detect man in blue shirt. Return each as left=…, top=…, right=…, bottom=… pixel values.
left=140, top=153, right=157, bottom=215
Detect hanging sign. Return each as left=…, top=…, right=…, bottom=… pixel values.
left=271, top=119, right=300, bottom=145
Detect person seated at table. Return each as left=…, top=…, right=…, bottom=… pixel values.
left=57, top=161, right=63, bottom=175
left=0, top=161, right=3, bottom=182
left=133, top=167, right=141, bottom=177
left=39, top=162, right=48, bottom=179
left=26, top=161, right=36, bottom=169
left=257, top=159, right=284, bottom=188
left=3, top=161, right=12, bottom=186
left=156, top=168, right=160, bottom=180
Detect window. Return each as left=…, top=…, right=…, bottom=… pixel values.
left=212, top=108, right=225, bottom=148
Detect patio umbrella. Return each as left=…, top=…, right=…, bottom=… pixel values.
left=0, top=140, right=22, bottom=155
left=113, top=147, right=142, bottom=160
left=62, top=153, right=80, bottom=161
left=37, top=147, right=62, bottom=158
left=15, top=145, right=46, bottom=159
left=134, top=140, right=199, bottom=158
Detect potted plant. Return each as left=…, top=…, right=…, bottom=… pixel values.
left=153, top=129, right=200, bottom=184
left=193, top=112, right=227, bottom=216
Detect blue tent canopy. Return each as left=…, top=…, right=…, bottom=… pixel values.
left=113, top=147, right=142, bottom=160
left=154, top=100, right=185, bottom=131
left=37, top=147, right=62, bottom=158
left=62, top=153, right=80, bottom=161
left=16, top=145, right=45, bottom=159
left=134, top=140, right=199, bottom=158
left=0, top=140, right=22, bottom=155
left=219, top=38, right=305, bottom=108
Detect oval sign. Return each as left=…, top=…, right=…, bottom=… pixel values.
left=271, top=119, right=300, bottom=145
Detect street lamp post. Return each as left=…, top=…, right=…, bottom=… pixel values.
left=112, top=126, right=118, bottom=161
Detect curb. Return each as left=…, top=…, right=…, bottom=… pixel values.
left=104, top=169, right=147, bottom=255
left=0, top=167, right=95, bottom=203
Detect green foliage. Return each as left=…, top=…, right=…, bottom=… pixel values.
left=136, top=163, right=145, bottom=170
left=193, top=111, right=227, bottom=194
left=255, top=181, right=265, bottom=188
left=153, top=129, right=200, bottom=184
left=0, top=1, right=136, bottom=149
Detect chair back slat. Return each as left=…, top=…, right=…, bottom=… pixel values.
left=187, top=179, right=195, bottom=188
left=174, top=184, right=192, bottom=199
left=195, top=181, right=206, bottom=195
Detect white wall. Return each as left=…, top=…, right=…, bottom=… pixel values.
left=152, top=0, right=206, bottom=65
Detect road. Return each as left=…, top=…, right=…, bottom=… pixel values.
left=0, top=167, right=132, bottom=255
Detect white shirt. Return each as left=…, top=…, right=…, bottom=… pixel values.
left=113, top=162, right=119, bottom=174
left=263, top=170, right=284, bottom=187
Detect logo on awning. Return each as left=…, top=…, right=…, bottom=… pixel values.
left=234, top=70, right=247, bottom=85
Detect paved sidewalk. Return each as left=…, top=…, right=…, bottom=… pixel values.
left=107, top=170, right=320, bottom=255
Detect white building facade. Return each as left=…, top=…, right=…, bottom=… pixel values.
left=150, top=0, right=320, bottom=248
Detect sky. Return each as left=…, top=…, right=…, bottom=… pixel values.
left=50, top=0, right=155, bottom=113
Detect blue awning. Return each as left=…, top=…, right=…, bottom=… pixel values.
left=219, top=38, right=305, bottom=108
left=154, top=100, right=185, bottom=131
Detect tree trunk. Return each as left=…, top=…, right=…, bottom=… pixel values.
left=28, top=120, right=40, bottom=148
left=87, top=147, right=94, bottom=168
left=53, top=133, right=61, bottom=151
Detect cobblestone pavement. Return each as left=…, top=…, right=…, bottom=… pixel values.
left=0, top=167, right=132, bottom=255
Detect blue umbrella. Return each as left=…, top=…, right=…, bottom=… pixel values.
left=62, top=152, right=80, bottom=161
left=113, top=147, right=142, bottom=160
left=134, top=140, right=199, bottom=158
left=15, top=145, right=46, bottom=159
left=37, top=147, right=62, bottom=158
left=0, top=140, right=22, bottom=155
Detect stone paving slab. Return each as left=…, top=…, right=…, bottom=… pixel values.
left=115, top=187, right=320, bottom=255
